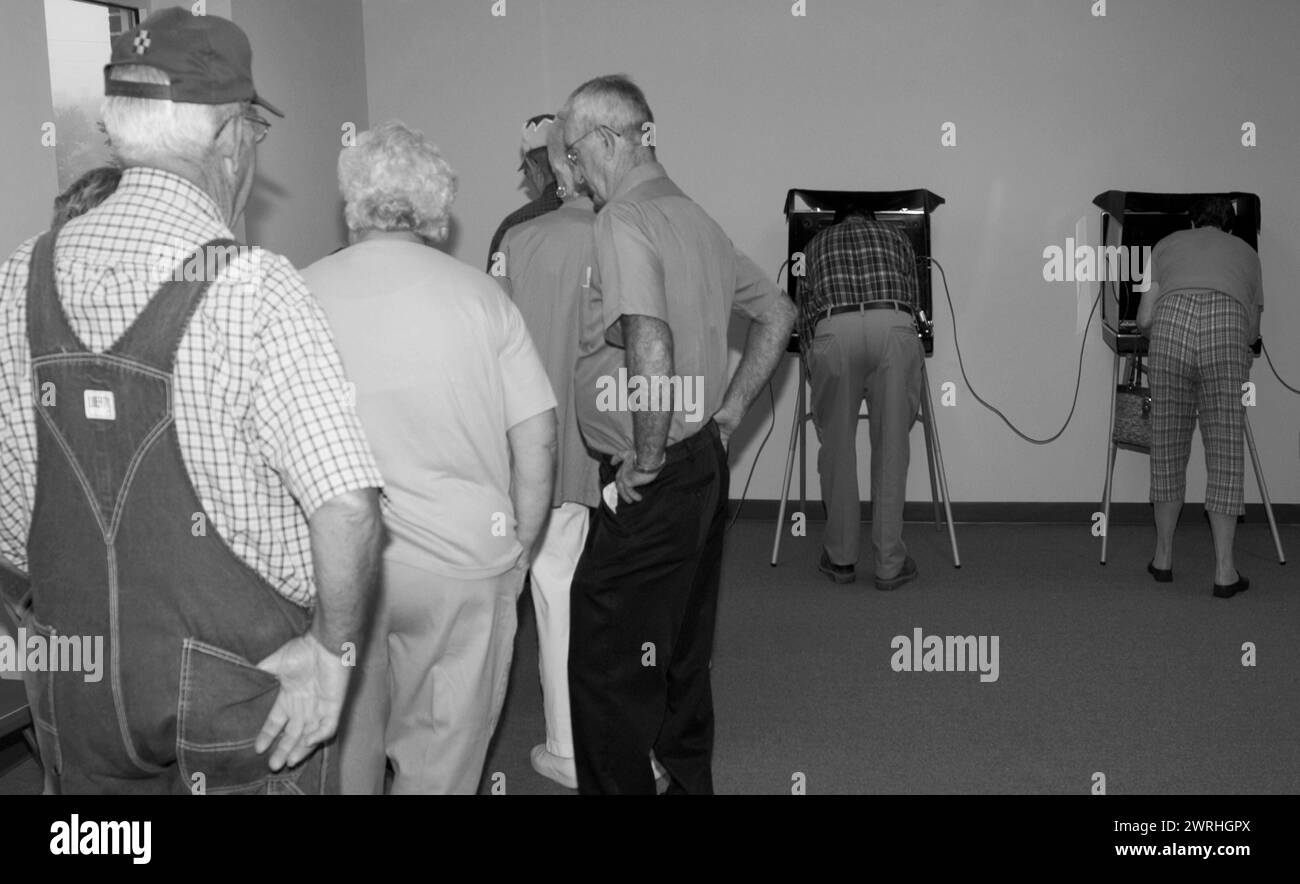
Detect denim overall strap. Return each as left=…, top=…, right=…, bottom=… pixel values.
left=23, top=230, right=329, bottom=794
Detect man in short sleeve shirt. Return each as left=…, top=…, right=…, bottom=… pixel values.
left=561, top=75, right=796, bottom=794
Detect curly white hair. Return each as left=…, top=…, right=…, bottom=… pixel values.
left=339, top=120, right=457, bottom=242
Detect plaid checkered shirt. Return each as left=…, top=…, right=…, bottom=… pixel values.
left=797, top=216, right=920, bottom=354
left=0, top=167, right=384, bottom=606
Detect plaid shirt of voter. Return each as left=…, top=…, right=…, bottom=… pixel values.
left=797, top=215, right=920, bottom=357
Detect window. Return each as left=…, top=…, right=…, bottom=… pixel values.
left=44, top=0, right=140, bottom=190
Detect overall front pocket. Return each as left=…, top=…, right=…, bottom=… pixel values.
left=176, top=638, right=312, bottom=795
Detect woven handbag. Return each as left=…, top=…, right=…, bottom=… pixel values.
left=1113, top=357, right=1151, bottom=450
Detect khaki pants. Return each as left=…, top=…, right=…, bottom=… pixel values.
left=807, top=309, right=922, bottom=579
left=339, top=557, right=525, bottom=794
left=529, top=502, right=590, bottom=758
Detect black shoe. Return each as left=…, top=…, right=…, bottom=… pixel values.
left=1147, top=560, right=1173, bottom=583
left=818, top=550, right=855, bottom=584
left=874, top=556, right=918, bottom=591
left=1213, top=573, right=1250, bottom=598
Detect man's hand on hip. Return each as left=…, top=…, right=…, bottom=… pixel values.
left=611, top=449, right=663, bottom=503
left=255, top=632, right=350, bottom=771
left=712, top=404, right=742, bottom=449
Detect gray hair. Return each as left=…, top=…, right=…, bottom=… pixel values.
left=101, top=66, right=241, bottom=167
left=562, top=74, right=656, bottom=159
left=339, top=120, right=457, bottom=242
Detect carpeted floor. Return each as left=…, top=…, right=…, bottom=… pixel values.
left=2, top=518, right=1296, bottom=795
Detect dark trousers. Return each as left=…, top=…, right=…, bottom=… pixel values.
left=568, top=421, right=729, bottom=794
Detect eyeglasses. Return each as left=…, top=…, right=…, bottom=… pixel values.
left=564, top=125, right=617, bottom=165
left=243, top=112, right=271, bottom=144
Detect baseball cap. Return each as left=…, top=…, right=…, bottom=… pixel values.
left=103, top=7, right=283, bottom=118
left=518, top=114, right=556, bottom=170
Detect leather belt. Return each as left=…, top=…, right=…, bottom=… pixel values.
left=820, top=300, right=914, bottom=323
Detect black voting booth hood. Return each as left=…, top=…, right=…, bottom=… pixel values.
left=1092, top=189, right=1261, bottom=351
left=784, top=188, right=945, bottom=355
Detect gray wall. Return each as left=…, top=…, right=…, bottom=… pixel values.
left=361, top=0, right=1300, bottom=506
left=233, top=0, right=369, bottom=265
left=5, top=1, right=1295, bottom=507
left=1, top=1, right=60, bottom=257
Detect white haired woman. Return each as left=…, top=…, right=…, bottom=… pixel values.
left=302, top=121, right=558, bottom=794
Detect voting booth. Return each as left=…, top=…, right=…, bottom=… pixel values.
left=1091, top=189, right=1283, bottom=566
left=772, top=188, right=958, bottom=569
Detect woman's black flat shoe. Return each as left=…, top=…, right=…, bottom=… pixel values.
left=1213, top=573, right=1250, bottom=598
left=1147, top=561, right=1173, bottom=583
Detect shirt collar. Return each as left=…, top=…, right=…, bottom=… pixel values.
left=115, top=166, right=229, bottom=231
left=607, top=161, right=668, bottom=204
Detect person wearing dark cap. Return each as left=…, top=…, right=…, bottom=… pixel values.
left=0, top=8, right=383, bottom=794
left=1137, top=196, right=1264, bottom=598
left=486, top=114, right=563, bottom=271
left=799, top=205, right=924, bottom=591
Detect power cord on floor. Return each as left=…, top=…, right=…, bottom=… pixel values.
left=923, top=255, right=1100, bottom=445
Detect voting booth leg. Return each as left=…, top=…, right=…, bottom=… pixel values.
left=1100, top=352, right=1121, bottom=565
left=922, top=382, right=942, bottom=529
left=1243, top=411, right=1287, bottom=565
left=921, top=360, right=961, bottom=568
left=771, top=366, right=806, bottom=566
left=798, top=360, right=807, bottom=516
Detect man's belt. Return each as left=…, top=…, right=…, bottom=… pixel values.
left=819, top=300, right=914, bottom=323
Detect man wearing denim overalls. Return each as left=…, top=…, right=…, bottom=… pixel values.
left=0, top=8, right=383, bottom=794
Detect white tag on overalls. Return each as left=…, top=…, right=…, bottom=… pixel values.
left=582, top=266, right=593, bottom=289
left=84, top=390, right=116, bottom=421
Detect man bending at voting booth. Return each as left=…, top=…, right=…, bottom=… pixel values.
left=800, top=206, right=923, bottom=591
left=1137, top=196, right=1263, bottom=598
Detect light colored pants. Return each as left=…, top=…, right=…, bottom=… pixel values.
left=807, top=309, right=922, bottom=579
left=529, top=502, right=590, bottom=758
left=338, top=557, right=525, bottom=795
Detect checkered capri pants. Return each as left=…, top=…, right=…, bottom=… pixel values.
left=1147, top=290, right=1253, bottom=515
